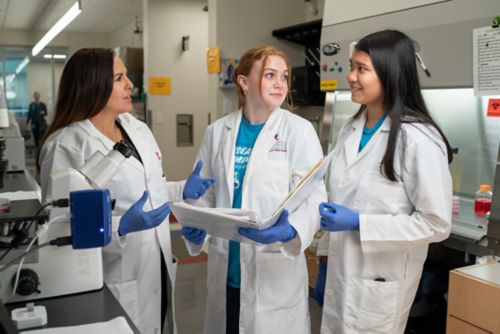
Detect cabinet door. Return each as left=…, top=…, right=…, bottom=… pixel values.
left=447, top=315, right=491, bottom=334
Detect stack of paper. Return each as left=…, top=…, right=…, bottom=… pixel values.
left=170, top=149, right=334, bottom=243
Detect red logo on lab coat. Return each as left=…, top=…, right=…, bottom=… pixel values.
left=270, top=134, right=286, bottom=152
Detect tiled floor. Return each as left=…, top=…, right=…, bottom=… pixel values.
left=171, top=229, right=323, bottom=334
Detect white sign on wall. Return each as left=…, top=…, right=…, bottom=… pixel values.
left=473, top=26, right=500, bottom=96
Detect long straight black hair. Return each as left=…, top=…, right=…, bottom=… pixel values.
left=36, top=48, right=115, bottom=167
left=353, top=30, right=453, bottom=181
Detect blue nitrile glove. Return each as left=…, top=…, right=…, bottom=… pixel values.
left=183, top=161, right=216, bottom=200
left=118, top=191, right=170, bottom=236
left=181, top=226, right=207, bottom=245
left=319, top=202, right=359, bottom=232
left=239, top=210, right=297, bottom=244
left=314, top=258, right=327, bottom=307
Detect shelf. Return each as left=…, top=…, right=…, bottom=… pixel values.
left=272, top=19, right=322, bottom=47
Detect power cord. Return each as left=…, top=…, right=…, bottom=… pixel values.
left=24, top=199, right=69, bottom=236
left=0, top=199, right=69, bottom=263
left=0, top=213, right=71, bottom=298
left=0, top=236, right=73, bottom=274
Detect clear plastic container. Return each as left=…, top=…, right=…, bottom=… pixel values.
left=0, top=198, right=10, bottom=213
left=474, top=184, right=492, bottom=216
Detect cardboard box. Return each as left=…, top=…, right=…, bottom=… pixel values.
left=305, top=248, right=319, bottom=289
left=447, top=262, right=500, bottom=333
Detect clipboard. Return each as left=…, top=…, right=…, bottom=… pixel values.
left=170, top=149, right=335, bottom=243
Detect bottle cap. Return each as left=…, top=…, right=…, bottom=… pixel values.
left=480, top=184, right=490, bottom=192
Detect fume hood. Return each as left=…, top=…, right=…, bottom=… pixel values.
left=318, top=0, right=500, bottom=254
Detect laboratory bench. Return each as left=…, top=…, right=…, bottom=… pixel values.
left=0, top=172, right=140, bottom=332
left=5, top=284, right=140, bottom=333
left=443, top=197, right=494, bottom=259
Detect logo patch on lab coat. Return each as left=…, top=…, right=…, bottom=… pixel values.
left=270, top=134, right=287, bottom=152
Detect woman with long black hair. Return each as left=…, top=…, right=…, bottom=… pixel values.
left=319, top=30, right=453, bottom=333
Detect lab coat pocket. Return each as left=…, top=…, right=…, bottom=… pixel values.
left=256, top=251, right=305, bottom=312
left=107, top=280, right=140, bottom=327
left=344, top=277, right=401, bottom=333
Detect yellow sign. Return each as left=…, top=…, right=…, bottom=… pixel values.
left=320, top=80, right=337, bottom=91
left=207, top=46, right=221, bottom=73
left=149, top=77, right=171, bottom=95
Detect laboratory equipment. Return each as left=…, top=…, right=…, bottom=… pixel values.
left=0, top=87, right=25, bottom=175
left=0, top=198, right=10, bottom=213
left=486, top=145, right=500, bottom=254
left=0, top=87, right=9, bottom=187
left=474, top=185, right=492, bottom=216
left=0, top=141, right=132, bottom=303
left=452, top=196, right=460, bottom=216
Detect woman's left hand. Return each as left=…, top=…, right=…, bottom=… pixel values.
left=183, top=160, right=215, bottom=200
left=239, top=210, right=297, bottom=244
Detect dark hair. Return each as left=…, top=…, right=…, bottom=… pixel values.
left=233, top=45, right=293, bottom=110
left=36, top=48, right=115, bottom=167
left=353, top=30, right=453, bottom=181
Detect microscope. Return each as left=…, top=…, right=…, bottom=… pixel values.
left=0, top=141, right=132, bottom=303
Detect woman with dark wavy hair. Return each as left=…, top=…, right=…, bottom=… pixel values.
left=38, top=48, right=212, bottom=334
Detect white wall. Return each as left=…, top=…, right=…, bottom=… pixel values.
left=208, top=0, right=318, bottom=121
left=110, top=19, right=144, bottom=48
left=143, top=0, right=321, bottom=180
left=144, top=0, right=209, bottom=181
left=305, top=0, right=325, bottom=22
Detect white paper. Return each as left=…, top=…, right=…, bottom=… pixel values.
left=473, top=26, right=500, bottom=96
left=170, top=149, right=334, bottom=243
left=22, top=316, right=133, bottom=334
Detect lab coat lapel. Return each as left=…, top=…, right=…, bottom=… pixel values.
left=342, top=114, right=365, bottom=167
left=79, top=119, right=114, bottom=150
left=116, top=115, right=150, bottom=174
left=220, top=111, right=240, bottom=202
left=244, top=108, right=282, bottom=183
left=342, top=111, right=391, bottom=170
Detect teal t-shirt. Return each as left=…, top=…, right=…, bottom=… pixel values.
left=358, top=113, right=387, bottom=152
left=227, top=117, right=265, bottom=289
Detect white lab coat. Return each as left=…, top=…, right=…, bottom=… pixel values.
left=185, top=108, right=326, bottom=334
left=40, top=113, right=182, bottom=334
left=321, top=112, right=452, bottom=334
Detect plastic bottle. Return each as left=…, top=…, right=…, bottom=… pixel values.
left=474, top=184, right=492, bottom=216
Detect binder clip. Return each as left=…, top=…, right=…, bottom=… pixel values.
left=492, top=16, right=500, bottom=29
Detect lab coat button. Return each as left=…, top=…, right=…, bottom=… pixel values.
left=154, top=328, right=159, bottom=334
left=153, top=288, right=159, bottom=295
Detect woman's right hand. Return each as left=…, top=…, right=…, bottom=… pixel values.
left=319, top=202, right=359, bottom=232
left=118, top=191, right=170, bottom=236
